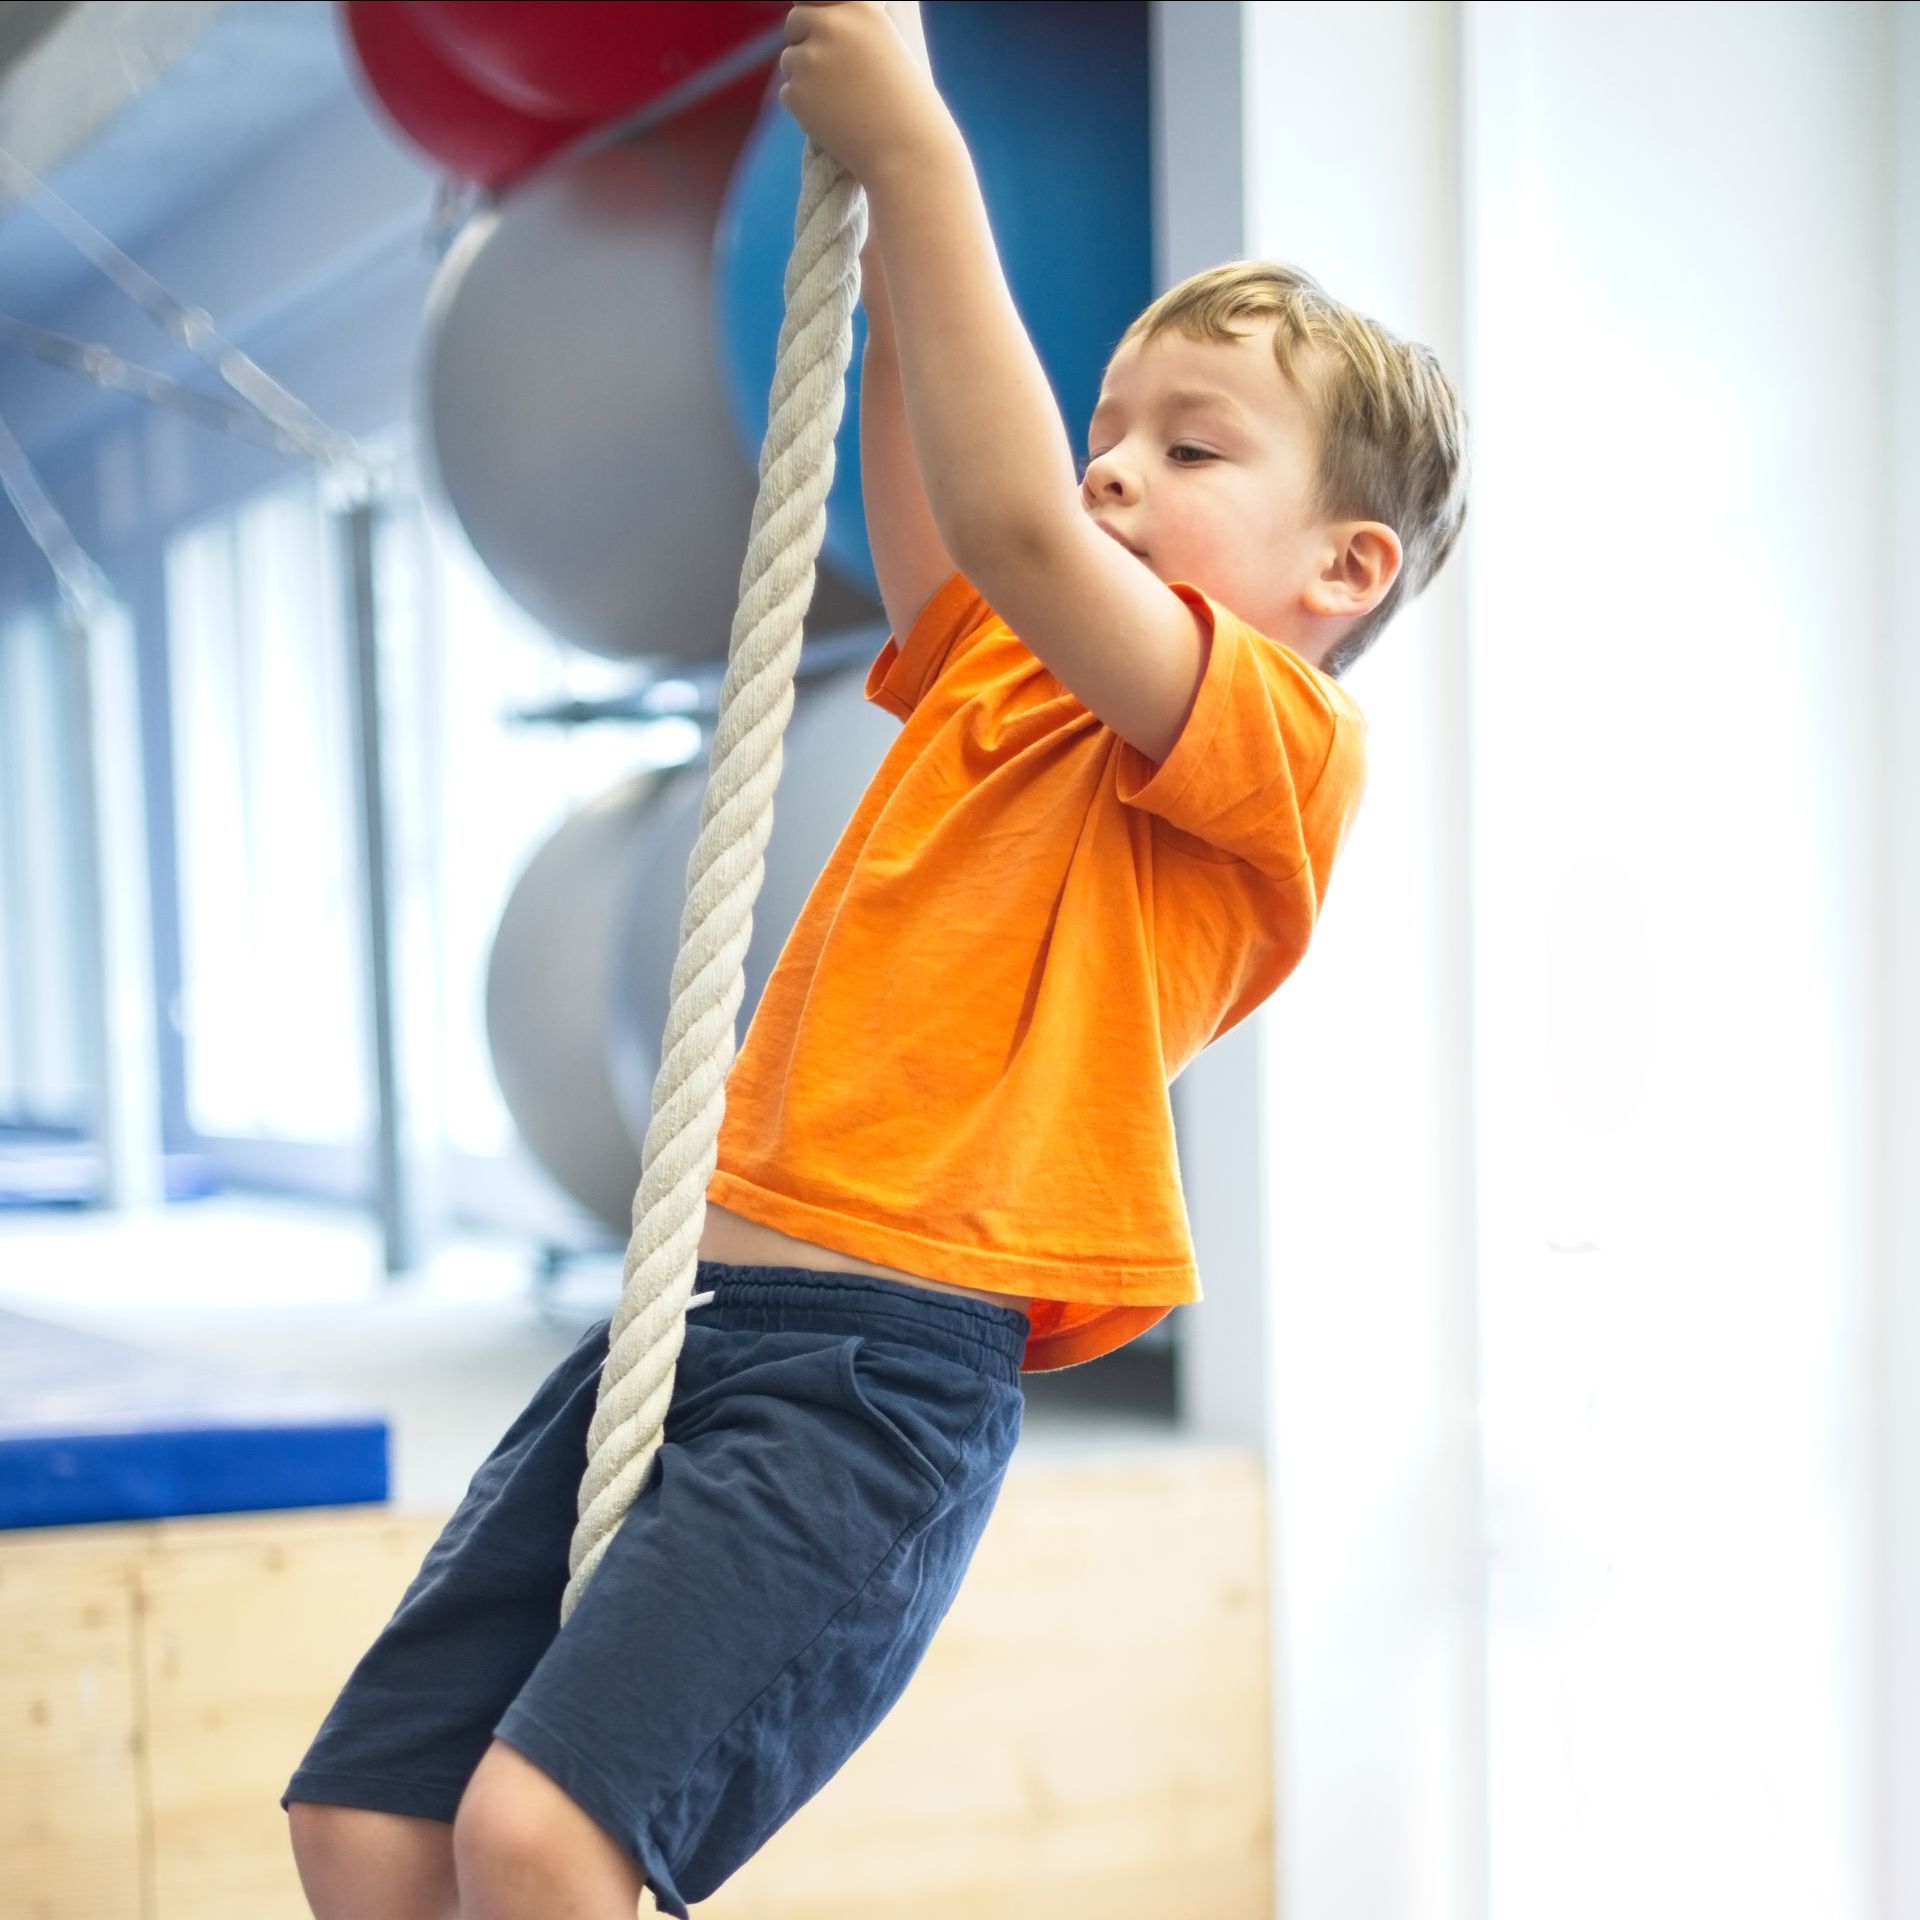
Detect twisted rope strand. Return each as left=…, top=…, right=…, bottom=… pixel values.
left=560, top=137, right=867, bottom=1626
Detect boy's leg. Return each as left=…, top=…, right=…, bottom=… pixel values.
left=287, top=1796, right=459, bottom=1919
left=281, top=1321, right=621, bottom=1911
left=452, top=1738, right=650, bottom=1920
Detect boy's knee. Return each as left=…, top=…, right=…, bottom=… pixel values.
left=452, top=1740, right=578, bottom=1864
left=453, top=1740, right=649, bottom=1910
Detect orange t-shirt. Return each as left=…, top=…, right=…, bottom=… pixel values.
left=705, top=568, right=1367, bottom=1373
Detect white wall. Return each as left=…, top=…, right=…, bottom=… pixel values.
left=1467, top=4, right=1896, bottom=1914
left=1878, top=8, right=1916, bottom=1917
left=1182, top=1, right=1909, bottom=1916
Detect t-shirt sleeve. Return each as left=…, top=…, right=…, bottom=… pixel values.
left=864, top=569, right=992, bottom=720
left=1112, top=578, right=1368, bottom=888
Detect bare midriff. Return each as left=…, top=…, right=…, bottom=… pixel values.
left=698, top=1199, right=1032, bottom=1317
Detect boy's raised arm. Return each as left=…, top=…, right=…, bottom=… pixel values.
left=783, top=2, right=1204, bottom=766
left=854, top=2, right=928, bottom=339
left=858, top=2, right=959, bottom=641
left=856, top=101, right=1082, bottom=571
left=779, top=1, right=1081, bottom=570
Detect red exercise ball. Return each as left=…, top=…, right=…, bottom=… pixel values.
left=409, top=0, right=788, bottom=124
left=339, top=0, right=590, bottom=191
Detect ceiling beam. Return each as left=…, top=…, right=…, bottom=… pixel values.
left=0, top=1, right=232, bottom=210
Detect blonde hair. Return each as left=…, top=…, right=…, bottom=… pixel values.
left=1114, top=260, right=1471, bottom=679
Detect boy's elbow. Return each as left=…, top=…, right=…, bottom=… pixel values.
left=946, top=495, right=1079, bottom=580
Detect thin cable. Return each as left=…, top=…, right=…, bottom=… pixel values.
left=0, top=310, right=314, bottom=456
left=0, top=402, right=112, bottom=619
left=0, top=144, right=380, bottom=496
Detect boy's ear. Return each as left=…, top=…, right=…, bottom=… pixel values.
left=1303, top=522, right=1402, bottom=619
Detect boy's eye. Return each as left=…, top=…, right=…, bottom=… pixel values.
left=1080, top=445, right=1212, bottom=475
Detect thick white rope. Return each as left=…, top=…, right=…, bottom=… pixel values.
left=560, top=136, right=867, bottom=1627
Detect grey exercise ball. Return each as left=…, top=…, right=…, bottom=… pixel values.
left=416, top=87, right=875, bottom=662
left=606, top=644, right=901, bottom=1160
left=485, top=770, right=666, bottom=1233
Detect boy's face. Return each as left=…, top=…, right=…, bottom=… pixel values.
left=1080, top=324, right=1397, bottom=672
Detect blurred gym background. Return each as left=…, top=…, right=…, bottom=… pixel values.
left=1, top=4, right=1916, bottom=1918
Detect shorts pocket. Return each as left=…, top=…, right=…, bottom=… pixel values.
left=837, top=1336, right=991, bottom=1495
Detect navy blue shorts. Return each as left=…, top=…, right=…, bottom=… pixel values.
left=280, top=1261, right=1027, bottom=1917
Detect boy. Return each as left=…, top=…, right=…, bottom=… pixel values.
left=283, top=6, right=1470, bottom=1916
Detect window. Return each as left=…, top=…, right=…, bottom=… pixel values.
left=164, top=430, right=700, bottom=1178
left=0, top=602, right=89, bottom=1124
left=379, top=458, right=693, bottom=1161
left=166, top=472, right=367, bottom=1142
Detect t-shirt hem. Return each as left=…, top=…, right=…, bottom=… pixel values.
left=1019, top=1304, right=1183, bottom=1375
left=706, top=1172, right=1202, bottom=1376
left=706, top=1169, right=1201, bottom=1302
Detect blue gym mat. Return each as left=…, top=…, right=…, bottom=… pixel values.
left=0, top=1305, right=389, bottom=1530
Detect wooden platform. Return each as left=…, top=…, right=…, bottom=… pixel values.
left=1, top=1445, right=1273, bottom=1918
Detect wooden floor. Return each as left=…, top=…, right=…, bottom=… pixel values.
left=3, top=1448, right=1273, bottom=1918
left=1, top=1196, right=1269, bottom=1917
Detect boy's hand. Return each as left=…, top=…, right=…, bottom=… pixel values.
left=778, top=2, right=954, bottom=187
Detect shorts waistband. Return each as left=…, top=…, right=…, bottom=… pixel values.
left=688, top=1261, right=1028, bottom=1384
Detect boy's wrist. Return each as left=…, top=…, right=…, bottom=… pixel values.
left=857, top=119, right=976, bottom=363
left=858, top=118, right=964, bottom=342
left=863, top=118, right=968, bottom=224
